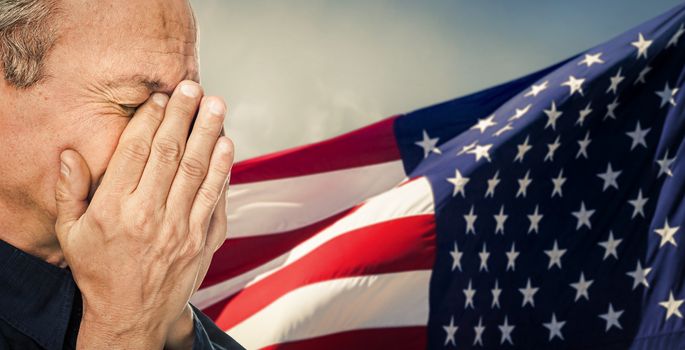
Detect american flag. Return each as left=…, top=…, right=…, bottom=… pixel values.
left=192, top=3, right=685, bottom=349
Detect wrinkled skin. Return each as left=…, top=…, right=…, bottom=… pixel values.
left=0, top=0, right=233, bottom=348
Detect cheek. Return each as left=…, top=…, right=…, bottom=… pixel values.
left=74, top=118, right=129, bottom=188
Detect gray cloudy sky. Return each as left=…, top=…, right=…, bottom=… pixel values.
left=190, top=0, right=683, bottom=161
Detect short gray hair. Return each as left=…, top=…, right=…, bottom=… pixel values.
left=0, top=0, right=59, bottom=88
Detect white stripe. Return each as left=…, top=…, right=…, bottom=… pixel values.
left=227, top=160, right=405, bottom=238
left=227, top=270, right=432, bottom=349
left=192, top=177, right=435, bottom=309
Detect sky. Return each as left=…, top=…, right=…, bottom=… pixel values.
left=190, top=0, right=684, bottom=161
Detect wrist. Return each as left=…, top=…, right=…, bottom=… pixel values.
left=78, top=306, right=167, bottom=350
left=164, top=303, right=196, bottom=350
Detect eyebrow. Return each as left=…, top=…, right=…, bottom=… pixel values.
left=105, top=74, right=172, bottom=95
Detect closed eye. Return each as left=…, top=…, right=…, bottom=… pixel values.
left=119, top=103, right=142, bottom=116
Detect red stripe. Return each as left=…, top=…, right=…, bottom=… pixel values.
left=258, top=326, right=427, bottom=350
left=231, top=116, right=401, bottom=184
left=201, top=208, right=355, bottom=288
left=210, top=215, right=436, bottom=330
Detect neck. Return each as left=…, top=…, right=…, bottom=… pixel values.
left=0, top=198, right=66, bottom=268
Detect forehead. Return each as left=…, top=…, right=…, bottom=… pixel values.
left=58, top=0, right=199, bottom=93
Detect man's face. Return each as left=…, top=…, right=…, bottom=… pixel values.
left=0, top=0, right=199, bottom=229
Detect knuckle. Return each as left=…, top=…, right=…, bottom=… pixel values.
left=130, top=207, right=156, bottom=233
left=54, top=185, right=71, bottom=203
left=179, top=155, right=207, bottom=179
left=212, top=155, right=232, bottom=176
left=194, top=121, right=219, bottom=139
left=87, top=202, right=114, bottom=231
left=121, top=138, right=151, bottom=162
left=196, top=185, right=219, bottom=209
left=181, top=233, right=204, bottom=258
left=152, top=137, right=183, bottom=163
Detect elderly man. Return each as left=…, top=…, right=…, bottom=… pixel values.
left=0, top=0, right=244, bottom=349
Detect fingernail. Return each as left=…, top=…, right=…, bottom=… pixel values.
left=180, top=83, right=200, bottom=98
left=208, top=99, right=225, bottom=115
left=152, top=93, right=168, bottom=107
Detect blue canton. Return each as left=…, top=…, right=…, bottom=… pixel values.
left=394, top=3, right=685, bottom=349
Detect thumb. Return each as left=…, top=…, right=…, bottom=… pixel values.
left=55, top=149, right=92, bottom=237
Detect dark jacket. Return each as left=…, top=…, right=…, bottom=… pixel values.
left=0, top=239, right=244, bottom=350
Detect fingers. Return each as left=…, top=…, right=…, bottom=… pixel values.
left=207, top=186, right=229, bottom=252
left=193, top=187, right=228, bottom=295
left=136, top=81, right=203, bottom=204
left=98, top=93, right=168, bottom=193
left=166, top=96, right=226, bottom=215
left=189, top=137, right=234, bottom=233
left=55, top=149, right=92, bottom=238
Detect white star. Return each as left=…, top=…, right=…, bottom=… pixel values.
left=509, top=103, right=532, bottom=121
left=656, top=150, right=676, bottom=178
left=447, top=169, right=470, bottom=197
left=576, top=102, right=593, bottom=126
left=660, top=291, right=684, bottom=321
left=506, top=242, right=520, bottom=272
left=525, top=80, right=548, bottom=97
left=471, top=114, right=497, bottom=133
left=443, top=316, right=458, bottom=346
left=498, top=316, right=515, bottom=345
left=519, top=278, right=539, bottom=307
left=599, top=304, right=624, bottom=332
left=467, top=143, right=493, bottom=162
left=597, top=163, right=622, bottom=191
left=493, top=123, right=514, bottom=137
left=634, top=65, right=652, bottom=85
left=598, top=231, right=622, bottom=260
left=491, top=279, right=502, bottom=309
left=415, top=130, right=441, bottom=158
left=578, top=52, right=604, bottom=67
left=464, top=205, right=477, bottom=235
left=655, top=82, right=679, bottom=108
left=570, top=272, right=593, bottom=301
left=516, top=170, right=533, bottom=198
left=577, top=131, right=591, bottom=159
left=544, top=136, right=561, bottom=162
left=450, top=242, right=463, bottom=272
left=572, top=201, right=595, bottom=230
left=527, top=205, right=543, bottom=234
left=514, top=136, right=533, bottom=163
left=667, top=23, right=685, bottom=48
left=561, top=75, right=585, bottom=96
left=544, top=101, right=563, bottom=130
left=473, top=317, right=485, bottom=346
left=655, top=219, right=679, bottom=248
left=626, top=260, right=652, bottom=289
left=457, top=141, right=477, bottom=155
left=545, top=240, right=567, bottom=270
left=604, top=98, right=619, bottom=120
left=626, top=121, right=650, bottom=150
left=485, top=170, right=500, bottom=198
left=551, top=169, right=566, bottom=198
left=628, top=189, right=648, bottom=219
left=479, top=243, right=490, bottom=272
left=606, top=68, right=625, bottom=95
left=464, top=279, right=476, bottom=309
left=543, top=313, right=566, bottom=341
left=631, top=32, right=653, bottom=59
left=494, top=205, right=508, bottom=235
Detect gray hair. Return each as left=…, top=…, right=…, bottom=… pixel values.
left=0, top=0, right=59, bottom=88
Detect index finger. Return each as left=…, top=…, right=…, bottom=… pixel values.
left=98, top=93, right=168, bottom=194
